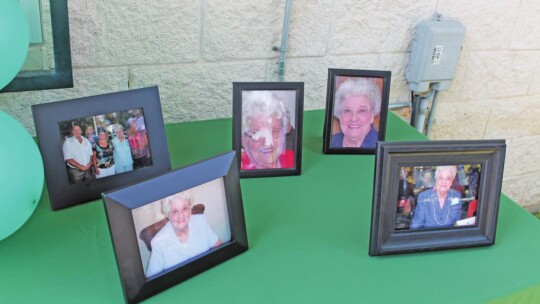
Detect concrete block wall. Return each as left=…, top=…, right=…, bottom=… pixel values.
left=1, top=0, right=538, bottom=210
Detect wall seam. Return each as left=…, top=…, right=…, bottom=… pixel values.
left=481, top=107, right=492, bottom=139
left=507, top=0, right=525, bottom=50
left=199, top=0, right=205, bottom=62
left=325, top=0, right=336, bottom=56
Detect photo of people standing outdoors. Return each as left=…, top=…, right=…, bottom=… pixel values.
left=58, top=108, right=152, bottom=184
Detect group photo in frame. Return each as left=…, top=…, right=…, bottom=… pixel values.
left=103, top=151, right=248, bottom=304
left=369, top=140, right=506, bottom=256
left=232, top=82, right=304, bottom=178
left=32, top=86, right=171, bottom=210
left=322, top=68, right=391, bottom=154
left=57, top=107, right=152, bottom=184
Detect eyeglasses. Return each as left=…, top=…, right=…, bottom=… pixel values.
left=341, top=108, right=372, bottom=119
left=244, top=128, right=283, bottom=142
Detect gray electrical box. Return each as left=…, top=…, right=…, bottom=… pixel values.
left=406, top=18, right=465, bottom=92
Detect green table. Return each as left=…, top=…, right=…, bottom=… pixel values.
left=1, top=111, right=539, bottom=303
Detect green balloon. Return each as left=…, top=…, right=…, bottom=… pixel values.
left=0, top=1, right=30, bottom=90
left=0, top=111, right=44, bottom=241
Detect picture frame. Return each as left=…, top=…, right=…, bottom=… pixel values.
left=369, top=140, right=506, bottom=256
left=232, top=82, right=304, bottom=178
left=32, top=86, right=171, bottom=210
left=103, top=151, right=248, bottom=304
left=1, top=0, right=73, bottom=93
left=322, top=68, right=391, bottom=154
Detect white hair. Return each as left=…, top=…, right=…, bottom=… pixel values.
left=241, top=91, right=289, bottom=134
left=334, top=77, right=382, bottom=119
left=161, top=190, right=193, bottom=217
left=435, top=166, right=457, bottom=180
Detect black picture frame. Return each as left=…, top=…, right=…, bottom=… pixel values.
left=232, top=82, right=304, bottom=178
left=32, top=86, right=170, bottom=210
left=103, top=151, right=248, bottom=304
left=369, top=140, right=506, bottom=256
left=1, top=0, right=73, bottom=92
left=322, top=68, right=391, bottom=154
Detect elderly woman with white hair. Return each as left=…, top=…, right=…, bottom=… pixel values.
left=331, top=77, right=381, bottom=148
left=111, top=124, right=133, bottom=174
left=146, top=191, right=221, bottom=277
left=241, top=91, right=294, bottom=170
left=410, top=166, right=463, bottom=229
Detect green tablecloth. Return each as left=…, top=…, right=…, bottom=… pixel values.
left=1, top=110, right=539, bottom=303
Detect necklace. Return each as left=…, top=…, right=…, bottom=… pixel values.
left=431, top=195, right=450, bottom=225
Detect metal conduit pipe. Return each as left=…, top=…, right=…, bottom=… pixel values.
left=410, top=93, right=419, bottom=127
left=278, top=0, right=293, bottom=82
left=412, top=89, right=435, bottom=133
left=414, top=96, right=429, bottom=132
left=424, top=89, right=440, bottom=137
left=389, top=102, right=412, bottom=110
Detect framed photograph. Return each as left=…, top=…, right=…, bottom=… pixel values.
left=322, top=68, right=391, bottom=154
left=369, top=140, right=506, bottom=256
left=103, top=151, right=248, bottom=304
left=232, top=82, right=304, bottom=178
left=32, top=86, right=171, bottom=210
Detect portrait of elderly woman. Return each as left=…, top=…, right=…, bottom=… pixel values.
left=145, top=190, right=223, bottom=278
left=410, top=166, right=463, bottom=229
left=323, top=69, right=390, bottom=154
left=331, top=77, right=382, bottom=148
left=240, top=90, right=296, bottom=170
left=111, top=125, right=133, bottom=174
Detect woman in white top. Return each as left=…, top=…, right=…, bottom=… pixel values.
left=146, top=191, right=222, bottom=278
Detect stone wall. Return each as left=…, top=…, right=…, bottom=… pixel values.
left=1, top=0, right=539, bottom=210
